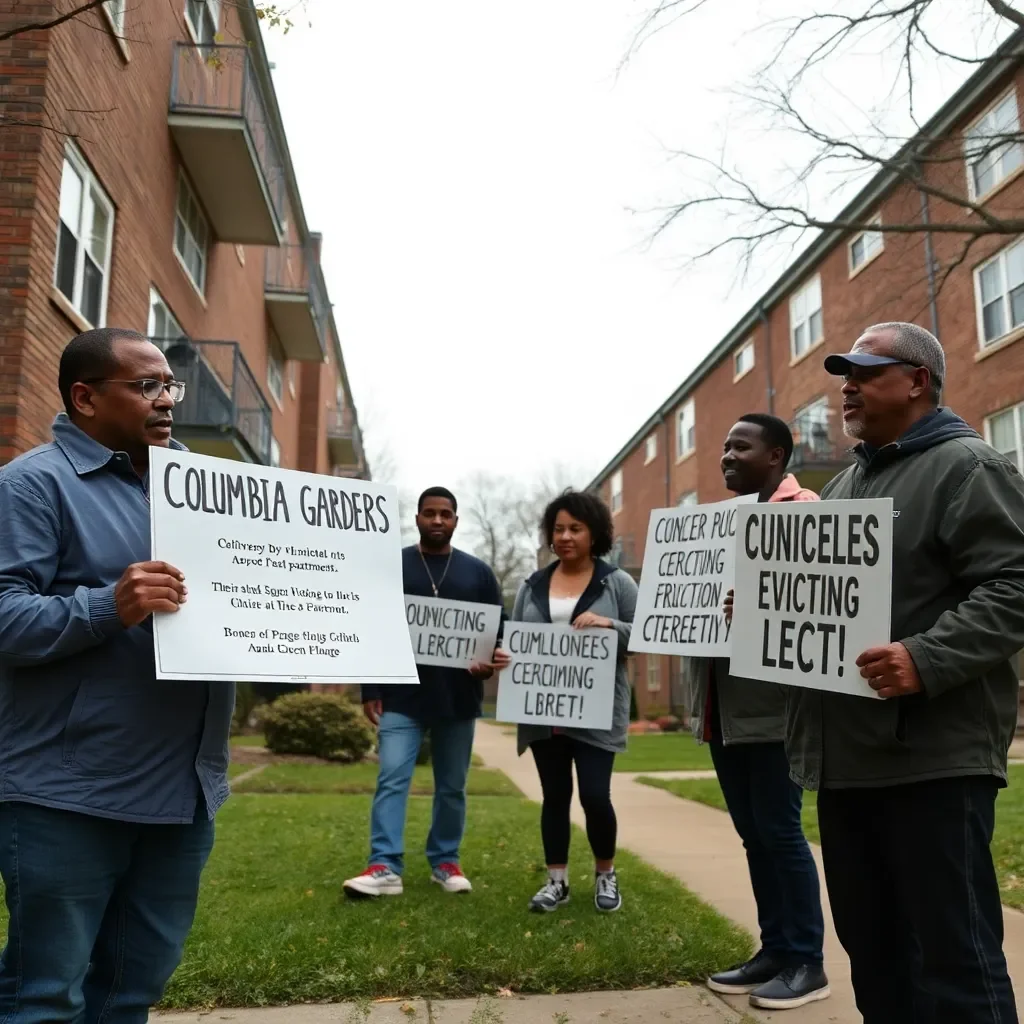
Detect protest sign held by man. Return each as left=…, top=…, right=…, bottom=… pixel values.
left=0, top=329, right=234, bottom=1018
left=344, top=487, right=507, bottom=899
left=689, top=414, right=829, bottom=1012
left=789, top=322, right=1024, bottom=1023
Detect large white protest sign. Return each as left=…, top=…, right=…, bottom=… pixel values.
left=730, top=498, right=893, bottom=698
left=149, top=447, right=417, bottom=685
left=629, top=494, right=758, bottom=659
left=405, top=596, right=501, bottom=670
left=496, top=623, right=618, bottom=730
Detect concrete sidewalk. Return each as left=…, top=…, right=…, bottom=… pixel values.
left=472, top=722, right=1024, bottom=1024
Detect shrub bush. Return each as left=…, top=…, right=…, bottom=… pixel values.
left=262, top=691, right=375, bottom=762
left=644, top=704, right=669, bottom=722
left=416, top=732, right=432, bottom=766
left=656, top=714, right=683, bottom=733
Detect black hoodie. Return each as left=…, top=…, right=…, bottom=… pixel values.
left=784, top=408, right=1024, bottom=790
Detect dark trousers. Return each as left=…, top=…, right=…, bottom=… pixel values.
left=0, top=801, right=215, bottom=1024
left=818, top=777, right=1017, bottom=1024
left=710, top=736, right=824, bottom=965
left=530, top=735, right=617, bottom=863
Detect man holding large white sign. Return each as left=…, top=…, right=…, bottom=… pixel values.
left=150, top=447, right=416, bottom=686
left=730, top=498, right=893, bottom=699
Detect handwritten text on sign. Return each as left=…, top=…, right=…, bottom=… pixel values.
left=149, top=447, right=417, bottom=685
left=405, top=596, right=501, bottom=669
left=629, top=495, right=757, bottom=659
left=730, top=498, right=893, bottom=698
left=496, top=623, right=618, bottom=730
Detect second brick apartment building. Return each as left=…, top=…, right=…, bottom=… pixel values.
left=0, top=0, right=367, bottom=480
left=589, top=32, right=1024, bottom=717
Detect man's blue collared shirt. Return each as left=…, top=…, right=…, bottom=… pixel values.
left=0, top=415, right=233, bottom=824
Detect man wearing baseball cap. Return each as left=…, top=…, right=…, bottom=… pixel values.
left=784, top=321, right=1024, bottom=1023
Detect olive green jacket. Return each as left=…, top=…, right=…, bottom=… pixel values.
left=685, top=657, right=787, bottom=744
left=785, top=409, right=1024, bottom=790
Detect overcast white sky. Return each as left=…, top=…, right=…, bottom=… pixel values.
left=262, top=1, right=1001, bottom=503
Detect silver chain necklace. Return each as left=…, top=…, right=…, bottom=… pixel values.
left=418, top=546, right=453, bottom=598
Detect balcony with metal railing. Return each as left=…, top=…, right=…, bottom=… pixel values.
left=264, top=245, right=329, bottom=361
left=155, top=337, right=272, bottom=464
left=168, top=42, right=286, bottom=245
left=326, top=408, right=362, bottom=470
left=789, top=419, right=854, bottom=492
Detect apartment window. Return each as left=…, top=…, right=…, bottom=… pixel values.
left=647, top=657, right=661, bottom=693
left=174, top=175, right=209, bottom=294
left=789, top=275, right=823, bottom=360
left=975, top=238, right=1024, bottom=347
left=270, top=437, right=281, bottom=468
left=733, top=340, right=755, bottom=379
left=267, top=345, right=284, bottom=405
left=104, top=0, right=126, bottom=34
left=986, top=403, right=1024, bottom=473
left=147, top=288, right=184, bottom=340
left=849, top=221, right=883, bottom=273
left=610, top=470, right=623, bottom=514
left=54, top=144, right=114, bottom=328
left=644, top=433, right=657, bottom=464
left=185, top=0, right=220, bottom=45
left=336, top=381, right=346, bottom=412
left=678, top=491, right=698, bottom=507
left=966, top=90, right=1024, bottom=199
left=793, top=397, right=831, bottom=458
left=676, top=398, right=695, bottom=459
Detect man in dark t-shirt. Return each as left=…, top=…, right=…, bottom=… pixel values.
left=343, top=486, right=507, bottom=899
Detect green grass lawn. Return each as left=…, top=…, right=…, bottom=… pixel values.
left=231, top=733, right=267, bottom=747
left=638, top=766, right=1024, bottom=911
left=233, top=761, right=519, bottom=797
left=613, top=733, right=713, bottom=773
left=163, top=791, right=751, bottom=1007
left=227, top=763, right=250, bottom=781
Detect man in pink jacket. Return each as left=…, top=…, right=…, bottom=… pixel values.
left=690, top=414, right=828, bottom=1012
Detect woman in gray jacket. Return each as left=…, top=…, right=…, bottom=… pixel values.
left=511, top=490, right=637, bottom=915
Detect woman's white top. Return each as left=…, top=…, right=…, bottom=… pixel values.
left=549, top=595, right=580, bottom=625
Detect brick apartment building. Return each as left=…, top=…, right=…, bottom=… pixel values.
left=588, top=33, right=1024, bottom=718
left=0, top=0, right=367, bottom=480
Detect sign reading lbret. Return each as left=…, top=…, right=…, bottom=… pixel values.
left=149, top=447, right=417, bottom=685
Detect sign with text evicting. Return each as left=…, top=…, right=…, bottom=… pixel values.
left=495, top=622, right=618, bottom=730
left=730, top=498, right=892, bottom=698
left=149, top=447, right=417, bottom=685
left=405, top=595, right=501, bottom=670
left=629, top=494, right=757, bottom=659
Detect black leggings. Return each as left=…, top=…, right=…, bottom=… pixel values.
left=530, top=735, right=617, bottom=864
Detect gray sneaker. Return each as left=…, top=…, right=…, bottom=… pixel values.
left=529, top=877, right=570, bottom=913
left=594, top=870, right=622, bottom=912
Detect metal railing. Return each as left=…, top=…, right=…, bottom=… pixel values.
left=264, top=244, right=329, bottom=351
left=326, top=408, right=364, bottom=463
left=154, top=337, right=272, bottom=465
left=789, top=421, right=851, bottom=470
left=169, top=42, right=286, bottom=229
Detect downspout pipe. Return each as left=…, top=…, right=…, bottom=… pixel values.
left=918, top=185, right=940, bottom=340
left=760, top=305, right=775, bottom=414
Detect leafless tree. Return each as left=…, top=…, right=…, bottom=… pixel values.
left=629, top=0, right=1024, bottom=301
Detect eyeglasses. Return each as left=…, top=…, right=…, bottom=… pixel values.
left=841, top=361, right=935, bottom=385
left=84, top=379, right=187, bottom=403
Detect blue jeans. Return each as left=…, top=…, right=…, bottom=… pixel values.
left=369, top=712, right=475, bottom=874
left=0, top=801, right=214, bottom=1023
left=710, top=738, right=824, bottom=965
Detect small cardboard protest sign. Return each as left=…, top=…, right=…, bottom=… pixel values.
left=629, top=494, right=757, bottom=659
left=405, top=595, right=501, bottom=670
left=730, top=498, right=893, bottom=698
left=496, top=623, right=618, bottom=730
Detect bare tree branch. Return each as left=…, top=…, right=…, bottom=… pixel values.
left=0, top=0, right=108, bottom=42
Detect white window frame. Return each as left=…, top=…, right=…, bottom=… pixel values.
left=985, top=403, right=1024, bottom=473
left=103, top=0, right=126, bottom=35
left=185, top=0, right=221, bottom=45
left=848, top=218, right=884, bottom=276
left=733, top=339, right=755, bottom=380
left=965, top=88, right=1024, bottom=201
left=676, top=398, right=695, bottom=460
left=973, top=237, right=1024, bottom=349
left=269, top=437, right=281, bottom=468
left=677, top=491, right=698, bottom=507
left=792, top=396, right=831, bottom=459
left=610, top=470, right=623, bottom=515
left=646, top=657, right=661, bottom=693
left=789, top=275, right=823, bottom=361
left=644, top=433, right=657, bottom=465
left=147, top=288, right=184, bottom=340
left=53, top=143, right=115, bottom=330
left=173, top=173, right=210, bottom=296
left=267, top=344, right=284, bottom=406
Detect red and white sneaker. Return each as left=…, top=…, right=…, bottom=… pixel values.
left=431, top=862, right=472, bottom=893
left=342, top=865, right=403, bottom=898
